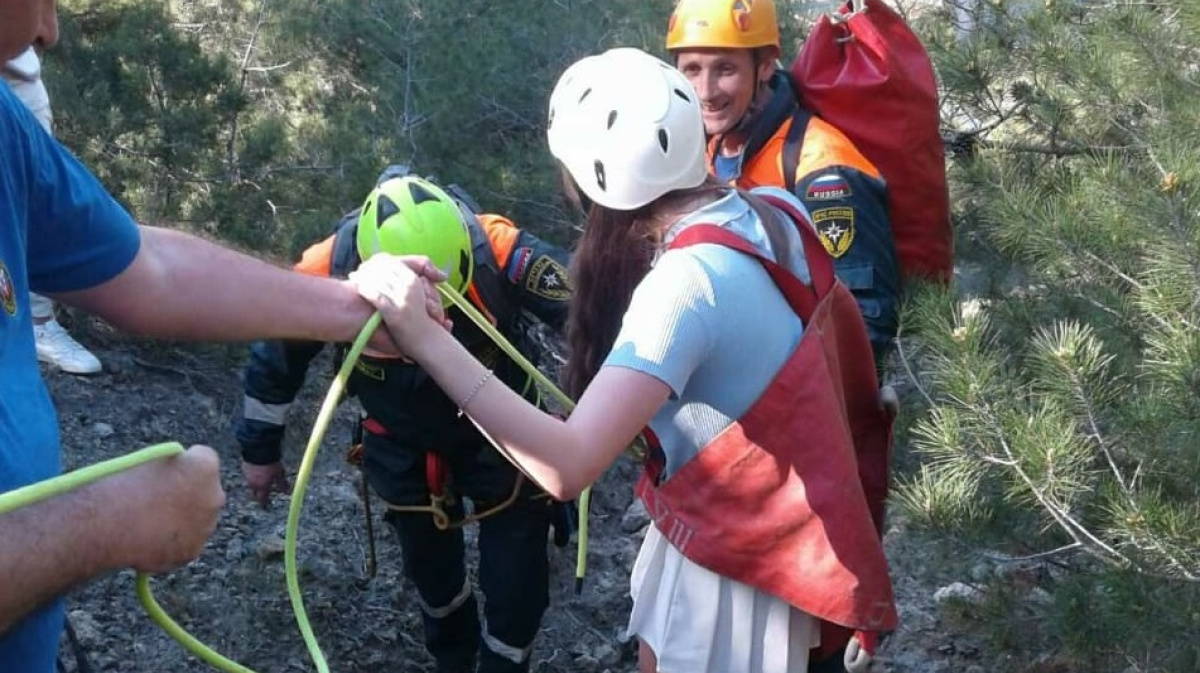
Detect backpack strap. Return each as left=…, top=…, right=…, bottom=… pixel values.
left=781, top=108, right=814, bottom=195
left=668, top=194, right=835, bottom=323
left=463, top=218, right=517, bottom=329
left=671, top=225, right=818, bottom=322
left=328, top=215, right=362, bottom=279
left=758, top=192, right=830, bottom=287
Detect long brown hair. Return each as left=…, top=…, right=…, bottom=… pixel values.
left=561, top=176, right=725, bottom=399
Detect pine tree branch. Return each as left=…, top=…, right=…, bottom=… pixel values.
left=244, top=63, right=292, bottom=73
left=975, top=139, right=1143, bottom=158
left=1058, top=378, right=1200, bottom=583
left=895, top=329, right=936, bottom=409
left=941, top=100, right=1028, bottom=157
left=1063, top=365, right=1137, bottom=509
left=1071, top=247, right=1198, bottom=332
left=1069, top=292, right=1124, bottom=322
left=975, top=392, right=1134, bottom=568
left=1080, top=250, right=1143, bottom=289
left=984, top=541, right=1083, bottom=563
left=979, top=453, right=1018, bottom=468
left=224, top=0, right=269, bottom=183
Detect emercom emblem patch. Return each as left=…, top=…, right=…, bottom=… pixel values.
left=525, top=255, right=571, bottom=300
left=811, top=207, right=855, bottom=258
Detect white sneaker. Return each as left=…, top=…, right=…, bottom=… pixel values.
left=34, top=320, right=102, bottom=375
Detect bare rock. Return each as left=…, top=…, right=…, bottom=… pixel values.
left=620, top=499, right=649, bottom=534
left=65, top=610, right=101, bottom=646
left=934, top=582, right=983, bottom=605
left=572, top=653, right=602, bottom=671
left=592, top=642, right=621, bottom=667
left=254, top=534, right=286, bottom=561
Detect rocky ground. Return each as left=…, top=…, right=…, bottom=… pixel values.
left=43, top=318, right=989, bottom=673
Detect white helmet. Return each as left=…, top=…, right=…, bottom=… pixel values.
left=546, top=48, right=708, bottom=211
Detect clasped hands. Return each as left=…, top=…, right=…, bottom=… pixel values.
left=351, top=254, right=454, bottom=358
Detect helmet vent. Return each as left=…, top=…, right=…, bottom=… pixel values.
left=457, top=250, right=471, bottom=289
left=658, top=129, right=670, bottom=153
left=594, top=160, right=607, bottom=191
left=408, top=182, right=439, bottom=205
left=578, top=88, right=592, bottom=103
left=607, top=110, right=618, bottom=129
left=376, top=194, right=399, bottom=226
left=673, top=88, right=691, bottom=102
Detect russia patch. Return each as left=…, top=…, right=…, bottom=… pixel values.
left=507, top=247, right=534, bottom=284
left=804, top=173, right=852, bottom=201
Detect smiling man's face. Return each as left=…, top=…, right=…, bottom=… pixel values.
left=675, top=47, right=766, bottom=138
left=0, top=0, right=58, bottom=62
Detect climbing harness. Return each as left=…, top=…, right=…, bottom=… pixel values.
left=382, top=465, right=528, bottom=532
left=350, top=415, right=533, bottom=532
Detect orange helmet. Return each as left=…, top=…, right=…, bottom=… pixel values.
left=666, top=0, right=780, bottom=52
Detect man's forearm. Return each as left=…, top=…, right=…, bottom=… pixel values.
left=0, top=485, right=117, bottom=633
left=0, top=446, right=224, bottom=634
left=58, top=226, right=375, bottom=344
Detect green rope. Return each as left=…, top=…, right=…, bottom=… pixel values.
left=0, top=442, right=259, bottom=671
left=433, top=285, right=596, bottom=590
left=283, top=311, right=382, bottom=673
left=0, top=277, right=629, bottom=671
left=135, top=574, right=256, bottom=673
left=0, top=442, right=182, bottom=513
left=436, top=285, right=574, bottom=411
left=0, top=308, right=382, bottom=673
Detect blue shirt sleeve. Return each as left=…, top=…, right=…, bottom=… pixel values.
left=1, top=86, right=140, bottom=294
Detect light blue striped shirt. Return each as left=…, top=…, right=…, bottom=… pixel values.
left=604, top=188, right=810, bottom=478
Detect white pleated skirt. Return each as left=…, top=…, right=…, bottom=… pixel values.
left=627, top=524, right=820, bottom=673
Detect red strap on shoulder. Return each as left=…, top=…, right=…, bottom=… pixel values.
left=667, top=195, right=835, bottom=323
left=758, top=193, right=837, bottom=295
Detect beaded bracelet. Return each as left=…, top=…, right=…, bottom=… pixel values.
left=457, top=369, right=495, bottom=410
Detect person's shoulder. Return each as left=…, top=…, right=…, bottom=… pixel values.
left=804, top=115, right=856, bottom=148
left=0, top=88, right=39, bottom=176
left=802, top=116, right=876, bottom=164
left=0, top=85, right=27, bottom=127
left=654, top=238, right=759, bottom=290
left=0, top=85, right=48, bottom=148
left=747, top=186, right=810, bottom=218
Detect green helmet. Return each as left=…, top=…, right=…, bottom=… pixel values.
left=356, top=176, right=473, bottom=302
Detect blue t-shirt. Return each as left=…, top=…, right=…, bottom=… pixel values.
left=713, top=153, right=740, bottom=184
left=0, top=85, right=140, bottom=672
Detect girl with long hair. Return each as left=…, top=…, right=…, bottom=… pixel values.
left=352, top=47, right=895, bottom=673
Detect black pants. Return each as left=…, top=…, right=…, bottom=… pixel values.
left=366, top=430, right=551, bottom=673
left=808, top=648, right=848, bottom=673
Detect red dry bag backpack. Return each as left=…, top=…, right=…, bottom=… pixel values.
left=790, top=0, right=952, bottom=284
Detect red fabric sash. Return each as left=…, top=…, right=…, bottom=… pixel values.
left=636, top=195, right=896, bottom=660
